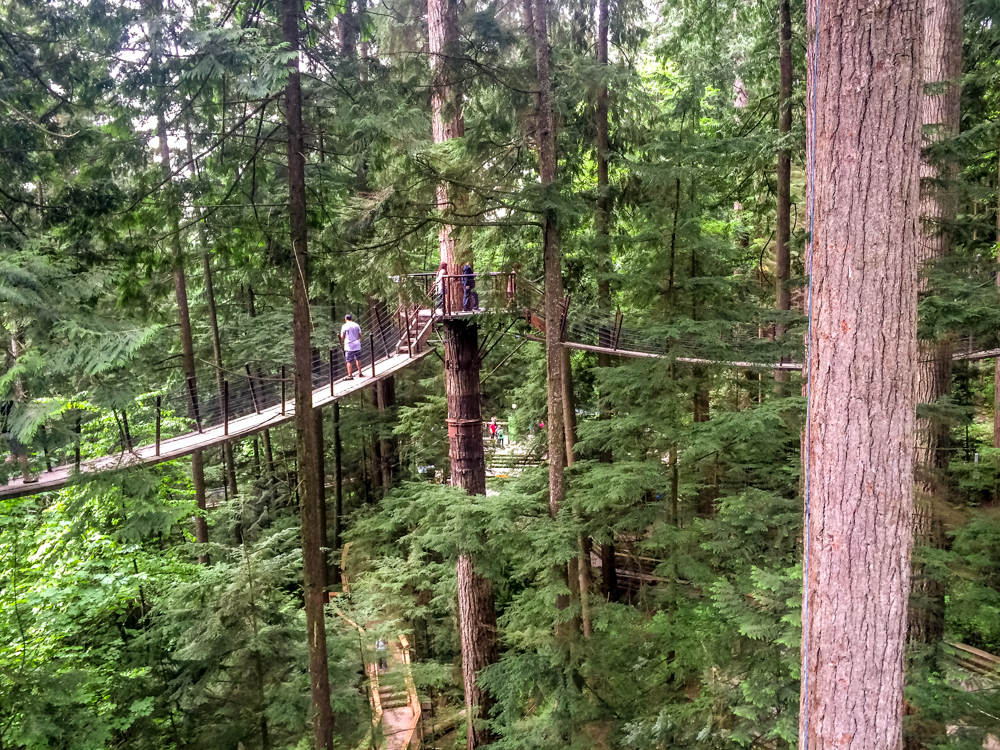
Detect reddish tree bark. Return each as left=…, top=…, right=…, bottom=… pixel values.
left=530, top=0, right=566, bottom=520
left=428, top=0, right=498, bottom=744
left=774, top=0, right=792, bottom=391
left=444, top=321, right=498, bottom=748
left=202, top=253, right=239, bottom=501
left=153, top=47, right=209, bottom=564
left=593, top=0, right=618, bottom=608
left=996, top=154, right=1000, bottom=457
left=282, top=0, right=334, bottom=745
left=801, top=0, right=922, bottom=746
left=374, top=375, right=396, bottom=489
left=429, top=0, right=466, bottom=311
left=911, top=0, right=963, bottom=651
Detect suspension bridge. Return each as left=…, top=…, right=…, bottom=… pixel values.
left=1, top=271, right=993, bottom=499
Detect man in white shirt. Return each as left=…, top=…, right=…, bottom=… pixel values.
left=338, top=313, right=364, bottom=379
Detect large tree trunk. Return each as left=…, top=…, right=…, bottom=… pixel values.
left=375, top=375, right=396, bottom=489
left=445, top=320, right=498, bottom=749
left=155, top=81, right=208, bottom=564
left=594, top=0, right=617, bottom=600
left=330, top=286, right=344, bottom=586
left=315, top=406, right=329, bottom=563
left=428, top=0, right=498, bottom=745
left=774, top=0, right=792, bottom=392
left=531, top=0, right=566, bottom=522
left=801, top=0, right=922, bottom=746
left=910, top=0, right=962, bottom=653
left=332, top=401, right=343, bottom=582
left=282, top=0, right=334, bottom=745
left=429, top=0, right=465, bottom=311
left=202, top=253, right=239, bottom=500
left=562, top=347, right=577, bottom=464
left=996, top=154, right=1000, bottom=457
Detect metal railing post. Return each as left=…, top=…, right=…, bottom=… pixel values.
left=329, top=349, right=336, bottom=395
left=223, top=380, right=229, bottom=436
left=121, top=410, right=133, bottom=451
left=245, top=363, right=260, bottom=414
left=281, top=365, right=286, bottom=414
left=370, top=334, right=375, bottom=377
left=406, top=306, right=413, bottom=357
left=155, top=396, right=161, bottom=456
left=74, top=414, right=81, bottom=471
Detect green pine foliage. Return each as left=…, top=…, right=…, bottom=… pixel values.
left=2, top=0, right=1000, bottom=746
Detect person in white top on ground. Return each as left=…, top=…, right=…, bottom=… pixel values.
left=339, top=313, right=364, bottom=379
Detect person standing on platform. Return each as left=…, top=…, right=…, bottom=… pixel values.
left=433, top=262, right=448, bottom=309
left=462, top=261, right=479, bottom=311
left=339, top=313, right=364, bottom=380
left=496, top=424, right=504, bottom=449
left=489, top=416, right=498, bottom=441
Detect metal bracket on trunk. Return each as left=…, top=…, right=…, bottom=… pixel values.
left=446, top=417, right=483, bottom=440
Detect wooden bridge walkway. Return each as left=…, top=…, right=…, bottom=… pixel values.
left=15, top=270, right=986, bottom=500
left=0, top=348, right=433, bottom=500
left=0, top=273, right=805, bottom=501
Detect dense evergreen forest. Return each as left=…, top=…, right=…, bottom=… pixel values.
left=2, top=0, right=1000, bottom=747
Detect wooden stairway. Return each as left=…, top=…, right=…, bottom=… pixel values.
left=397, top=308, right=436, bottom=355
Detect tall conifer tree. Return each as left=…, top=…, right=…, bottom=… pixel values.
left=428, top=0, right=499, bottom=744
left=801, top=0, right=922, bottom=745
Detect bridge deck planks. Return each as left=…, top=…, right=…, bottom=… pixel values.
left=0, top=349, right=433, bottom=500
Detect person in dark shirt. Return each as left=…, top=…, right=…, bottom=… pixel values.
left=1, top=401, right=36, bottom=484
left=462, top=262, right=479, bottom=312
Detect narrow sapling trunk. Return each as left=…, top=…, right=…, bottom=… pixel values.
left=332, top=400, right=343, bottom=582
left=282, top=0, right=335, bottom=745
left=801, top=0, right=922, bottom=747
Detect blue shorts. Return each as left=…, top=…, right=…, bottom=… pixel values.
left=345, top=349, right=361, bottom=363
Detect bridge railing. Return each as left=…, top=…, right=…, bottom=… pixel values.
left=404, top=270, right=544, bottom=318
left=9, top=297, right=408, bottom=480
